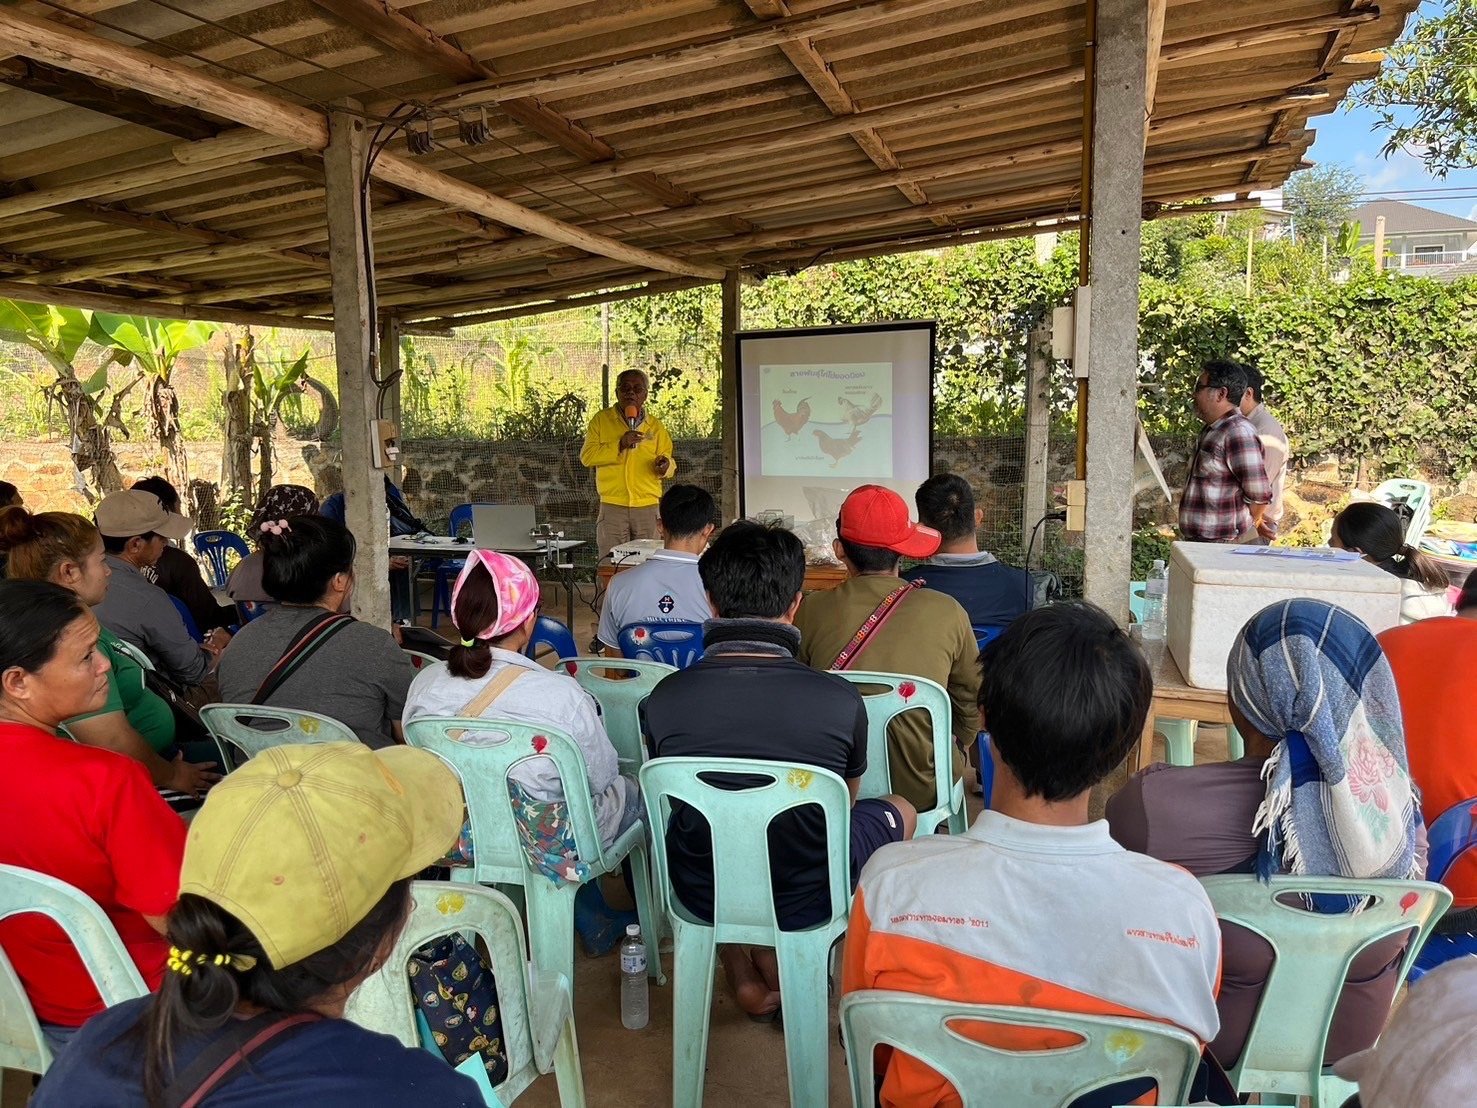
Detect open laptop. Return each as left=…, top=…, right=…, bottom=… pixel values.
left=471, top=504, right=542, bottom=551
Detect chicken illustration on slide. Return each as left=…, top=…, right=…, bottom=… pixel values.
left=813, top=427, right=861, bottom=468
left=772, top=397, right=811, bottom=438
left=838, top=392, right=883, bottom=428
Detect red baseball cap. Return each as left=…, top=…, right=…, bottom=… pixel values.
left=838, top=485, right=941, bottom=558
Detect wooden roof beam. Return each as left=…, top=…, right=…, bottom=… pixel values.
left=0, top=8, right=724, bottom=281
left=407, top=277, right=713, bottom=328
left=0, top=58, right=222, bottom=140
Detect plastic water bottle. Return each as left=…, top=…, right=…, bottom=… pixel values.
left=620, top=923, right=649, bottom=1029
left=1143, top=559, right=1169, bottom=641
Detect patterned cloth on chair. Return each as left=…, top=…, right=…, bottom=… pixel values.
left=443, top=783, right=591, bottom=886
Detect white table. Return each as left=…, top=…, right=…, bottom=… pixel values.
left=389, top=536, right=586, bottom=628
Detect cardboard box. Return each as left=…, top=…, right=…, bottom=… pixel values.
left=1166, top=542, right=1402, bottom=690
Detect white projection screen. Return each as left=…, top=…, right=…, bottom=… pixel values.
left=736, top=321, right=935, bottom=524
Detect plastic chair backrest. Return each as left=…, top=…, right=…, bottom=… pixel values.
left=840, top=991, right=1201, bottom=1108
left=405, top=650, right=440, bottom=671
left=523, top=615, right=578, bottom=663
left=192, top=529, right=250, bottom=589
left=448, top=503, right=474, bottom=539
left=110, top=636, right=155, bottom=672
left=830, top=671, right=957, bottom=827
left=1128, top=581, right=1146, bottom=624
left=1372, top=479, right=1433, bottom=547
left=0, top=864, right=150, bottom=1075
left=1200, top=874, right=1452, bottom=1099
left=638, top=757, right=850, bottom=939
left=235, top=599, right=269, bottom=624
left=198, top=703, right=359, bottom=761
left=617, top=622, right=704, bottom=669
left=405, top=716, right=613, bottom=884
left=972, top=625, right=1004, bottom=652
left=168, top=593, right=203, bottom=643
left=556, top=657, right=675, bottom=770
left=1426, top=797, right=1477, bottom=883
left=344, top=882, right=541, bottom=1102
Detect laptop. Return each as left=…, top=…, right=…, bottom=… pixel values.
left=471, top=504, right=542, bottom=551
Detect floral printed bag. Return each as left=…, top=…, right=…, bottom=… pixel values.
left=408, top=932, right=509, bottom=1087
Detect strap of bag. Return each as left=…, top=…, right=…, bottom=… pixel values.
left=458, top=664, right=527, bottom=718
left=829, top=580, right=923, bottom=671
left=164, top=1011, right=322, bottom=1108
left=251, top=611, right=355, bottom=705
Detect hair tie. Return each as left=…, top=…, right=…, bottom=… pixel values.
left=460, top=637, right=476, bottom=648
left=167, top=945, right=258, bottom=976
left=260, top=519, right=291, bottom=537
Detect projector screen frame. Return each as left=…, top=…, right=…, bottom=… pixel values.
left=734, top=320, right=937, bottom=518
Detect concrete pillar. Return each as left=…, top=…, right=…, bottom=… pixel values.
left=378, top=314, right=403, bottom=484
left=719, top=270, right=742, bottom=523
left=1081, top=0, right=1147, bottom=625
left=1022, top=323, right=1052, bottom=541
left=325, top=103, right=390, bottom=627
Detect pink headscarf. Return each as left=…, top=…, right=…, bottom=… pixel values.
left=450, top=550, right=540, bottom=643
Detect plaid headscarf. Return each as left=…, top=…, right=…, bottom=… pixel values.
left=248, top=484, right=319, bottom=541
left=1228, top=599, right=1420, bottom=883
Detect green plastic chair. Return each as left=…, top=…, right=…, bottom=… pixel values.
left=345, top=882, right=585, bottom=1106
left=554, top=657, right=676, bottom=773
left=639, top=756, right=851, bottom=1108
left=839, top=990, right=1202, bottom=1108
left=0, top=864, right=150, bottom=1077
left=109, top=635, right=155, bottom=673
left=404, top=716, right=663, bottom=993
left=199, top=703, right=358, bottom=764
left=830, top=671, right=966, bottom=836
left=1200, top=874, right=1453, bottom=1106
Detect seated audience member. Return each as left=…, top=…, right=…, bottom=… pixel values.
left=903, top=473, right=1034, bottom=629
left=91, top=489, right=229, bottom=694
left=217, top=515, right=415, bottom=747
left=844, top=601, right=1220, bottom=1107
left=320, top=475, right=421, bottom=622
left=0, top=479, right=20, bottom=576
left=1107, top=598, right=1424, bottom=1071
left=32, top=742, right=482, bottom=1106
left=131, top=476, right=236, bottom=633
left=0, top=579, right=187, bottom=1054
left=0, top=508, right=218, bottom=797
left=403, top=550, right=638, bottom=850
left=1331, top=501, right=1451, bottom=622
left=794, top=485, right=974, bottom=814
left=645, top=521, right=917, bottom=1019
left=597, top=482, right=717, bottom=653
left=1377, top=568, right=1477, bottom=921
left=1332, top=959, right=1477, bottom=1108
left=226, top=484, right=321, bottom=606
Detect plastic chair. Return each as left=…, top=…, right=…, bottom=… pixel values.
left=617, top=622, right=704, bottom=669
left=1372, top=478, right=1434, bottom=548
left=167, top=593, right=203, bottom=643
left=345, top=882, right=586, bottom=1106
left=1200, top=874, right=1452, bottom=1106
left=109, top=635, right=155, bottom=673
left=405, top=649, right=440, bottom=671
left=639, top=757, right=851, bottom=1108
left=1408, top=797, right=1477, bottom=982
left=404, top=716, right=663, bottom=995
left=428, top=503, right=475, bottom=628
left=1129, top=580, right=1146, bottom=623
left=235, top=599, right=269, bottom=624
left=555, top=657, right=675, bottom=773
left=830, top=671, right=966, bottom=837
left=840, top=991, right=1202, bottom=1108
left=971, top=625, right=1004, bottom=651
left=975, top=731, right=994, bottom=809
left=0, top=864, right=150, bottom=1077
left=192, top=529, right=249, bottom=590
left=524, top=616, right=579, bottom=663
left=199, top=703, right=358, bottom=764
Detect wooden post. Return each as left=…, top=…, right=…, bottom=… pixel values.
left=325, top=102, right=391, bottom=628
left=378, top=314, right=404, bottom=484
left=1023, top=323, right=1052, bottom=541
left=1373, top=214, right=1386, bottom=272
left=1081, top=0, right=1147, bottom=625
left=720, top=270, right=743, bottom=523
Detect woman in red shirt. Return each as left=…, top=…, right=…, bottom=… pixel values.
left=0, top=578, right=185, bottom=1054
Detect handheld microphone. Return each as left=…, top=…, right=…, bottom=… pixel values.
left=624, top=404, right=640, bottom=431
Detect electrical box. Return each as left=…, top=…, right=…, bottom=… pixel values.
left=370, top=419, right=399, bottom=470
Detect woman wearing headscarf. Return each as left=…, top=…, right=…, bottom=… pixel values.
left=225, top=484, right=320, bottom=607
left=1107, top=598, right=1425, bottom=1071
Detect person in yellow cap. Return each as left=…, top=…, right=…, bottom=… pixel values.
left=33, top=742, right=481, bottom=1107
left=580, top=369, right=677, bottom=557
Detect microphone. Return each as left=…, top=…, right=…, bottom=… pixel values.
left=624, top=404, right=640, bottom=431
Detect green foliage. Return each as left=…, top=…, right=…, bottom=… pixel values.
left=0, top=301, right=93, bottom=364
left=88, top=314, right=216, bottom=382
left=1282, top=165, right=1363, bottom=246
left=1353, top=0, right=1477, bottom=175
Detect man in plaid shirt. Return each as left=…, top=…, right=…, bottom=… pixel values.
left=1179, top=361, right=1273, bottom=543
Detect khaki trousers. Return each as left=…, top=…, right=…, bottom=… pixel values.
left=596, top=503, right=660, bottom=557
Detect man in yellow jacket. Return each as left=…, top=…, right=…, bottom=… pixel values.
left=581, top=369, right=677, bottom=556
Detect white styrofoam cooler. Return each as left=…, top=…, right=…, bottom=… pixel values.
left=1166, top=542, right=1402, bottom=690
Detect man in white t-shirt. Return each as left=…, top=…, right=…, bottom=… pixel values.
left=1239, top=363, right=1289, bottom=540
left=597, top=483, right=717, bottom=654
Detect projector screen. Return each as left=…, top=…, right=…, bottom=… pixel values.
left=737, top=322, right=935, bottom=524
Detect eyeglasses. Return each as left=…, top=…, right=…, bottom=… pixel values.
left=1192, top=382, right=1223, bottom=394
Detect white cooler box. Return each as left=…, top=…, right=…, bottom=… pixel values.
left=1166, top=542, right=1402, bottom=690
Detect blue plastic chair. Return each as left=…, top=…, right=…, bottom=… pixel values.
left=192, top=529, right=249, bottom=590
left=555, top=657, right=675, bottom=773
left=427, top=503, right=475, bottom=627
left=524, top=615, right=578, bottom=663
left=971, top=625, right=1004, bottom=652
left=639, top=757, right=850, bottom=1108
left=617, top=622, right=704, bottom=669
left=345, top=882, right=586, bottom=1106
left=167, top=593, right=203, bottom=643
left=1200, top=874, right=1452, bottom=1106
left=404, top=715, right=663, bottom=996
left=830, top=671, right=967, bottom=837
left=975, top=731, right=994, bottom=809
left=235, top=599, right=269, bottom=624
left=0, top=865, right=150, bottom=1076
left=840, top=991, right=1202, bottom=1108
left=199, top=703, right=357, bottom=766
left=1409, top=797, right=1477, bottom=982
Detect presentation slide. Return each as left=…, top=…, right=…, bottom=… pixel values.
left=738, top=323, right=934, bottom=525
